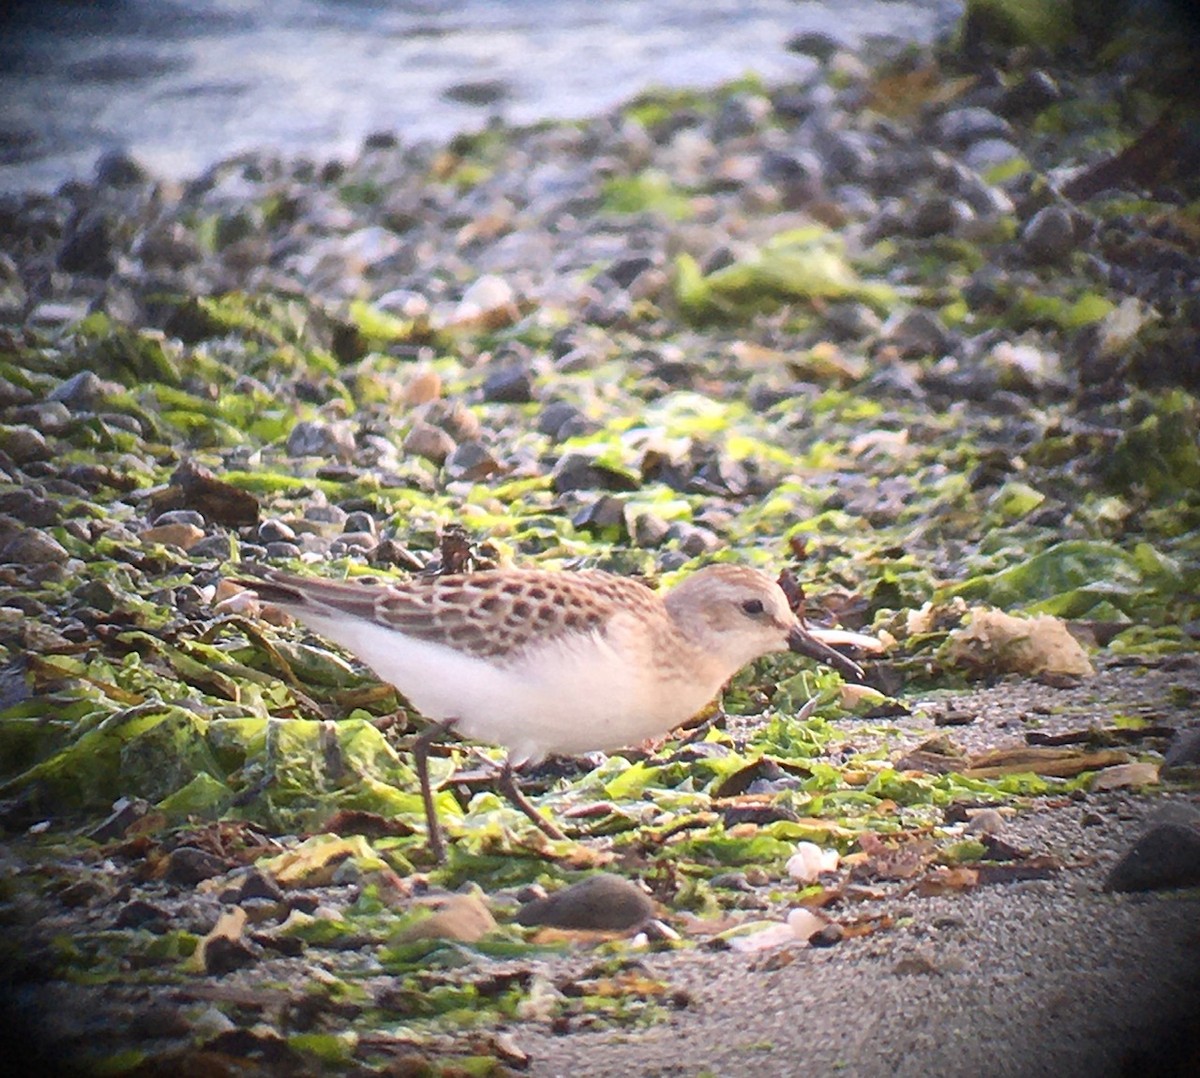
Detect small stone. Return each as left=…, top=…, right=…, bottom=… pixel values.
left=1, top=528, right=69, bottom=565
left=1000, top=70, right=1061, bottom=117
left=675, top=524, right=721, bottom=556
left=58, top=210, right=118, bottom=275
left=537, top=401, right=592, bottom=442
left=885, top=310, right=953, bottom=359
left=257, top=519, right=297, bottom=545
left=1163, top=728, right=1200, bottom=776
left=331, top=530, right=378, bottom=554
left=165, top=845, right=228, bottom=886
left=264, top=541, right=302, bottom=560
left=962, top=139, right=1022, bottom=172
left=115, top=898, right=171, bottom=930
left=935, top=107, right=1013, bottom=147
left=0, top=425, right=50, bottom=464
left=402, top=366, right=442, bottom=406
left=87, top=796, right=150, bottom=841
left=304, top=503, right=347, bottom=526
left=785, top=29, right=841, bottom=61
left=514, top=873, right=654, bottom=931
left=1104, top=823, right=1200, bottom=893
left=203, top=934, right=260, bottom=975
left=573, top=495, right=626, bottom=532
left=444, top=441, right=502, bottom=481
left=236, top=868, right=285, bottom=903
left=128, top=1004, right=190, bottom=1040
left=482, top=365, right=535, bottom=404
left=94, top=149, right=148, bottom=187
left=343, top=511, right=376, bottom=536
left=395, top=894, right=497, bottom=943
left=908, top=196, right=973, bottom=239
left=552, top=453, right=639, bottom=494
left=1022, top=205, right=1076, bottom=265
left=286, top=419, right=356, bottom=461
left=965, top=809, right=1005, bottom=835
left=140, top=522, right=205, bottom=550
left=631, top=512, right=671, bottom=548
left=47, top=364, right=112, bottom=408
left=13, top=402, right=71, bottom=434
left=403, top=421, right=457, bottom=465
left=153, top=509, right=207, bottom=529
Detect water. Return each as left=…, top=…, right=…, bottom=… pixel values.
left=0, top=0, right=959, bottom=194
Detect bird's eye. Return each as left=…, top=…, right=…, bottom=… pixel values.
left=741, top=598, right=765, bottom=616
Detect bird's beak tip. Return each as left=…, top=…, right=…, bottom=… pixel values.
left=787, top=623, right=865, bottom=682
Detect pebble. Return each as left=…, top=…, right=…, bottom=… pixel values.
left=935, top=107, right=1014, bottom=147
left=1021, top=205, right=1076, bottom=265
left=47, top=364, right=112, bottom=408
left=257, top=518, right=297, bottom=545
left=1162, top=728, right=1200, bottom=776
left=482, top=365, right=536, bottom=404
left=285, top=419, right=356, bottom=461
left=514, top=873, right=654, bottom=931
left=343, top=510, right=376, bottom=535
left=444, top=440, right=502, bottom=481
left=403, top=421, right=457, bottom=465
left=15, top=401, right=72, bottom=433
left=164, top=846, right=228, bottom=886
left=0, top=425, right=50, bottom=463
left=1104, top=823, right=1200, bottom=893
left=140, top=522, right=206, bottom=550
left=1, top=527, right=69, bottom=565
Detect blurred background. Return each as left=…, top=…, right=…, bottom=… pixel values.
left=0, top=0, right=959, bottom=194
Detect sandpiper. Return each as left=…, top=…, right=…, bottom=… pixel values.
left=232, top=564, right=865, bottom=860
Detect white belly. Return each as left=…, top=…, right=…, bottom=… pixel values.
left=292, top=611, right=719, bottom=765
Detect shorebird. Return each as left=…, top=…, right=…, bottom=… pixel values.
left=232, top=564, right=865, bottom=860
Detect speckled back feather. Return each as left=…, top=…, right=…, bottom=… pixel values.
left=235, top=568, right=664, bottom=661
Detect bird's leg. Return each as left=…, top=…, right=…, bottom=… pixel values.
left=412, top=720, right=457, bottom=863
left=496, top=760, right=566, bottom=841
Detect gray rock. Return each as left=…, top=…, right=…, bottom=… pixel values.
left=631, top=511, right=671, bottom=548
left=1022, top=205, right=1076, bottom=265
left=482, top=365, right=535, bottom=404
left=572, top=495, right=626, bottom=532
left=1000, top=70, right=1061, bottom=118
left=552, top=452, right=639, bottom=494
left=257, top=518, right=297, bottom=545
left=48, top=369, right=112, bottom=411
left=514, top=873, right=655, bottom=931
left=403, top=421, right=457, bottom=465
left=164, top=845, right=228, bottom=886
left=153, top=509, right=207, bottom=529
left=537, top=401, right=593, bottom=442
left=331, top=530, right=378, bottom=554
left=0, top=425, right=50, bottom=463
left=908, top=196, right=973, bottom=239
left=962, top=139, right=1022, bottom=172
left=1104, top=823, right=1200, bottom=892
left=0, top=252, right=27, bottom=321
left=786, top=30, right=841, bottom=62
left=58, top=209, right=119, bottom=275
left=304, top=503, right=348, bottom=526
left=935, top=107, right=1014, bottom=148
left=885, top=310, right=953, bottom=358
left=444, top=440, right=502, bottom=481
left=285, top=419, right=356, bottom=461
left=343, top=511, right=376, bottom=535
left=1, top=527, right=68, bottom=565
left=1163, top=728, right=1200, bottom=776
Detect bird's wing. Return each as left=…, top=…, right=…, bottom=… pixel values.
left=233, top=567, right=656, bottom=662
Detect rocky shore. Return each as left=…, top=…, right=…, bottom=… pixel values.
left=1, top=11, right=1199, bottom=1077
